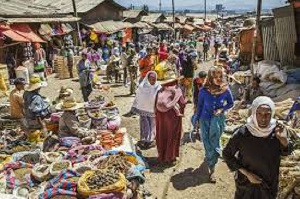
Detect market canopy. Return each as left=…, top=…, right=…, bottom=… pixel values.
left=90, top=21, right=132, bottom=34
left=183, top=24, right=195, bottom=32
left=0, top=24, right=44, bottom=43
left=0, top=25, right=29, bottom=42
left=10, top=24, right=45, bottom=43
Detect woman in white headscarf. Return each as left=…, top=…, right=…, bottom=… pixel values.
left=131, top=71, right=161, bottom=149
left=223, top=96, right=292, bottom=199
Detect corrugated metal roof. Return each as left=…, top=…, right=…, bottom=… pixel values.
left=193, top=18, right=204, bottom=25
left=91, top=20, right=131, bottom=34
left=152, top=23, right=173, bottom=30
left=6, top=17, right=80, bottom=23
left=32, top=0, right=125, bottom=14
left=141, top=13, right=165, bottom=23
left=165, top=16, right=179, bottom=23
left=0, top=0, right=59, bottom=16
left=0, top=0, right=125, bottom=16
left=123, top=10, right=146, bottom=19
left=132, top=21, right=152, bottom=29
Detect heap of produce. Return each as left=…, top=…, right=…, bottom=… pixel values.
left=278, top=150, right=300, bottom=199
left=95, top=153, right=132, bottom=174
left=86, top=169, right=119, bottom=189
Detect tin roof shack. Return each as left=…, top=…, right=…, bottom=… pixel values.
left=123, top=10, right=148, bottom=23
left=28, top=0, right=126, bottom=24
left=273, top=5, right=297, bottom=67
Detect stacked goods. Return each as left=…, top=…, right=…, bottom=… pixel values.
left=55, top=56, right=70, bottom=80
left=279, top=150, right=300, bottom=199
left=96, top=130, right=124, bottom=150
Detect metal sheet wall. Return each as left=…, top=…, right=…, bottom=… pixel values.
left=273, top=5, right=297, bottom=67
left=261, top=20, right=280, bottom=61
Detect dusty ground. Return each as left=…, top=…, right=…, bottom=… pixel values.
left=41, top=60, right=235, bottom=199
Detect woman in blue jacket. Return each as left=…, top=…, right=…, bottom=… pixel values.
left=195, top=66, right=234, bottom=183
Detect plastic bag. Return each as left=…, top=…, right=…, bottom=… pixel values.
left=78, top=170, right=126, bottom=198
left=31, top=164, right=50, bottom=182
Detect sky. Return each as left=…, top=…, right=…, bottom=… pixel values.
left=116, top=0, right=287, bottom=10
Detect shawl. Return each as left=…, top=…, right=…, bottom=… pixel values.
left=204, top=66, right=228, bottom=95
left=245, top=96, right=277, bottom=137
left=156, top=85, right=185, bottom=113
left=131, top=71, right=161, bottom=117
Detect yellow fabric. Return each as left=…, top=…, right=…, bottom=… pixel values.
left=90, top=31, right=99, bottom=43
left=0, top=73, right=7, bottom=92
left=155, top=61, right=169, bottom=80
left=78, top=170, right=126, bottom=198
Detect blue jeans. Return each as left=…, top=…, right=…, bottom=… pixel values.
left=200, top=115, right=226, bottom=170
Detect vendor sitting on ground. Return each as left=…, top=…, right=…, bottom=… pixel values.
left=57, top=97, right=92, bottom=138
left=9, top=78, right=26, bottom=119
left=241, top=75, right=263, bottom=106
left=53, top=86, right=73, bottom=105
left=23, top=74, right=51, bottom=135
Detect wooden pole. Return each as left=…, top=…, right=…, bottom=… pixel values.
left=204, top=0, right=207, bottom=21
left=250, top=0, right=262, bottom=74
left=172, top=0, right=175, bottom=29
left=71, top=0, right=82, bottom=46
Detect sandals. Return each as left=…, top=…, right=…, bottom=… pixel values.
left=209, top=169, right=217, bottom=183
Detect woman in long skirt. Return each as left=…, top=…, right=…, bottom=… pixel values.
left=155, top=80, right=186, bottom=164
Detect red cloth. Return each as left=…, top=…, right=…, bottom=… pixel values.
left=139, top=56, right=153, bottom=78
left=155, top=89, right=185, bottom=163
left=158, top=46, right=169, bottom=62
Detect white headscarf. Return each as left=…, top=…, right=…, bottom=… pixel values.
left=245, top=96, right=277, bottom=137
left=132, top=71, right=161, bottom=116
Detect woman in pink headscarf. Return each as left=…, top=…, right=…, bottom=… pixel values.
left=155, top=79, right=186, bottom=164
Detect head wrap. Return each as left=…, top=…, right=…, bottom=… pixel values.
left=204, top=66, right=228, bottom=95
left=131, top=71, right=161, bottom=116
left=245, top=96, right=276, bottom=137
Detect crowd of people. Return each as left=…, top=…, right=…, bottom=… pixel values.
left=6, top=30, right=300, bottom=199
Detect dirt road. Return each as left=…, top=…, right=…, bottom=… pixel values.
left=41, top=61, right=235, bottom=199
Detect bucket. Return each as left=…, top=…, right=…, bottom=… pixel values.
left=15, top=66, right=29, bottom=84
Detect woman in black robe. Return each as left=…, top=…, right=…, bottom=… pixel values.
left=223, top=96, right=293, bottom=199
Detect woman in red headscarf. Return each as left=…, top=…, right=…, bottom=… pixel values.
left=158, top=41, right=169, bottom=62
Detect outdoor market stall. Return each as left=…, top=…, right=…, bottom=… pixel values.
left=0, top=85, right=150, bottom=199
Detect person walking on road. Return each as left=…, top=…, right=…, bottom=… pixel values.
left=195, top=66, right=234, bottom=183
